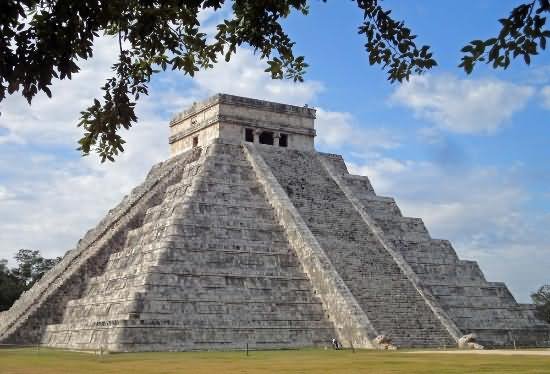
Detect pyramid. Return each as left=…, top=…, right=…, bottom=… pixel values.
left=1, top=94, right=548, bottom=352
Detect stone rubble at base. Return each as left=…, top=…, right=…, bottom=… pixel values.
left=374, top=335, right=397, bottom=350
left=458, top=333, right=484, bottom=350
left=0, top=94, right=549, bottom=352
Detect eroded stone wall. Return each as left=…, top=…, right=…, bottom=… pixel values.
left=318, top=153, right=550, bottom=347
left=258, top=147, right=456, bottom=347
left=0, top=148, right=203, bottom=345
left=36, top=143, right=336, bottom=351
left=3, top=133, right=548, bottom=350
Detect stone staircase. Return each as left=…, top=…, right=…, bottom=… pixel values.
left=259, top=147, right=456, bottom=348
left=0, top=148, right=203, bottom=345
left=320, top=153, right=550, bottom=347
left=41, top=143, right=335, bottom=351
left=4, top=140, right=547, bottom=351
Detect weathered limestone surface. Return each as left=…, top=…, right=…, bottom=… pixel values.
left=15, top=142, right=335, bottom=351
left=317, top=152, right=550, bottom=347
left=318, top=154, right=462, bottom=342
left=169, top=94, right=316, bottom=155
left=258, top=147, right=456, bottom=348
left=243, top=144, right=378, bottom=349
left=0, top=149, right=202, bottom=345
left=1, top=93, right=548, bottom=350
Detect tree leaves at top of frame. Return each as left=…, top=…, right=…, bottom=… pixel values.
left=4, top=1, right=547, bottom=162
left=460, top=0, right=550, bottom=73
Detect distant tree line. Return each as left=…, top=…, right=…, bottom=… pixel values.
left=532, top=285, right=550, bottom=324
left=0, top=249, right=61, bottom=312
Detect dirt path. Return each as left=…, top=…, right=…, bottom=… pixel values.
left=408, top=349, right=550, bottom=356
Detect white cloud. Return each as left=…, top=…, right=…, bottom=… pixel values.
left=315, top=109, right=400, bottom=153
left=0, top=41, right=332, bottom=267
left=0, top=185, right=15, bottom=201
left=0, top=35, right=176, bottom=264
left=524, top=65, right=550, bottom=85
left=191, top=47, right=402, bottom=157
left=197, top=3, right=233, bottom=41
left=349, top=157, right=550, bottom=302
left=391, top=74, right=534, bottom=135
left=0, top=36, right=120, bottom=145
left=191, top=6, right=323, bottom=105
left=193, top=47, right=324, bottom=105
left=541, top=86, right=550, bottom=109
left=0, top=99, right=171, bottom=264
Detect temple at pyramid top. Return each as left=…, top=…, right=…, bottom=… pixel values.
left=169, top=93, right=316, bottom=155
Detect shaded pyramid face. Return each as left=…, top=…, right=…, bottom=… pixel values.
left=1, top=94, right=549, bottom=351
left=257, top=147, right=550, bottom=348
left=3, top=144, right=336, bottom=351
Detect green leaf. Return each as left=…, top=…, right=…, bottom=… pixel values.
left=42, top=86, right=52, bottom=98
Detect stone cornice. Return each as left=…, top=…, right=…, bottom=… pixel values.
left=169, top=93, right=316, bottom=128
left=169, top=114, right=316, bottom=145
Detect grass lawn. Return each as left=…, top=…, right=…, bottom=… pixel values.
left=1, top=348, right=550, bottom=373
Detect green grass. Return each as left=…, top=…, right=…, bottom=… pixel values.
left=1, top=348, right=550, bottom=373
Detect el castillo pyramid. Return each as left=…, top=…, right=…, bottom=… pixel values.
left=1, top=94, right=549, bottom=352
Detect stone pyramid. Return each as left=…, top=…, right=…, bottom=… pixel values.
left=1, top=94, right=548, bottom=352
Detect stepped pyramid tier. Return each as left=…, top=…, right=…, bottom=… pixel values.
left=1, top=94, right=548, bottom=351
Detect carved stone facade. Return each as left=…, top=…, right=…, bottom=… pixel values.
left=169, top=94, right=315, bottom=155
left=1, top=94, right=549, bottom=351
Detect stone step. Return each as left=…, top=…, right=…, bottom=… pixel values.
left=342, top=174, right=375, bottom=195
left=83, top=270, right=313, bottom=294
left=66, top=290, right=326, bottom=310
left=162, top=182, right=192, bottom=199
left=358, top=197, right=403, bottom=219
left=169, top=212, right=280, bottom=226
left=453, top=315, right=548, bottom=330
left=202, top=153, right=250, bottom=165
left=105, top=247, right=300, bottom=272
left=189, top=194, right=271, bottom=207
left=106, top=240, right=294, bottom=266
left=201, top=160, right=254, bottom=173
left=48, top=318, right=334, bottom=331
left=162, top=223, right=286, bottom=242
left=194, top=178, right=263, bottom=192
left=43, top=324, right=335, bottom=351
left=115, top=221, right=289, bottom=249
left=59, top=311, right=331, bottom=328
left=142, top=204, right=169, bottom=225
left=259, top=147, right=456, bottom=347
left=203, top=152, right=249, bottom=165
left=410, top=260, right=486, bottom=282
left=428, top=283, right=518, bottom=298
left=62, top=299, right=327, bottom=321
left=396, top=239, right=460, bottom=264
left=123, top=221, right=158, bottom=249
left=191, top=189, right=269, bottom=205
left=369, top=217, right=432, bottom=242
left=177, top=200, right=277, bottom=217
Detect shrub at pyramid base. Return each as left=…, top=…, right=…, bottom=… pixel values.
left=1, top=94, right=548, bottom=352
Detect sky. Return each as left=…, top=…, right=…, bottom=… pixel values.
left=0, top=1, right=549, bottom=303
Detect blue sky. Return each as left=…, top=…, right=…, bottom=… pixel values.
left=0, top=1, right=549, bottom=302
